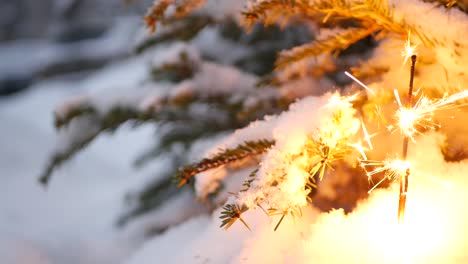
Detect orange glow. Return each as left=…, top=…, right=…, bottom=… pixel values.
left=367, top=191, right=450, bottom=262
left=396, top=107, right=419, bottom=138
left=401, top=31, right=418, bottom=66
left=360, top=158, right=411, bottom=193
left=392, top=89, right=468, bottom=140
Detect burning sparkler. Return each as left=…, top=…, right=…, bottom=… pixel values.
left=360, top=158, right=411, bottom=193
left=396, top=54, right=417, bottom=223
left=391, top=89, right=468, bottom=140
left=345, top=31, right=468, bottom=224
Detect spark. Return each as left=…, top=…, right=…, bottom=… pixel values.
left=394, top=89, right=403, bottom=107
left=360, top=158, right=411, bottom=193
left=393, top=89, right=468, bottom=140
left=349, top=141, right=369, bottom=160
left=361, top=121, right=374, bottom=150
left=401, top=31, right=418, bottom=66
left=344, top=71, right=375, bottom=95
left=349, top=120, right=375, bottom=160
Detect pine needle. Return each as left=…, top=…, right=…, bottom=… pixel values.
left=240, top=167, right=259, bottom=192
left=274, top=212, right=287, bottom=231
left=176, top=139, right=275, bottom=187
left=145, top=0, right=175, bottom=32
left=220, top=204, right=251, bottom=231
left=242, top=0, right=308, bottom=31
left=275, top=27, right=377, bottom=69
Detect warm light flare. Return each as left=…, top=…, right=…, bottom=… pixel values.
left=360, top=158, right=411, bottom=193
left=396, top=106, right=420, bottom=138
left=401, top=31, right=418, bottom=66
left=392, top=89, right=468, bottom=140
left=361, top=121, right=374, bottom=150
left=349, top=141, right=369, bottom=160
left=367, top=191, right=451, bottom=263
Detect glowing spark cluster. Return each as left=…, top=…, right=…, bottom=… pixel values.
left=401, top=31, right=418, bottom=66
left=392, top=89, right=468, bottom=140
left=360, top=158, right=411, bottom=193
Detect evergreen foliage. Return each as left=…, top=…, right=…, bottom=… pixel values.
left=219, top=203, right=250, bottom=230
left=41, top=0, right=468, bottom=235
left=176, top=139, right=275, bottom=187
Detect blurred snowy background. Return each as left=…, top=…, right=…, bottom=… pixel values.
left=0, top=0, right=161, bottom=263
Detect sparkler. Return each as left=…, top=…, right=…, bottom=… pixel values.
left=345, top=35, right=468, bottom=224
left=397, top=54, right=417, bottom=224
left=360, top=158, right=411, bottom=194
left=391, top=88, right=468, bottom=141
left=355, top=63, right=468, bottom=224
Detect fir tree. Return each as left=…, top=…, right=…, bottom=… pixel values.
left=41, top=0, right=468, bottom=251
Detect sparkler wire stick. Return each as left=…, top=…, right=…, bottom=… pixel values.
left=398, top=55, right=417, bottom=224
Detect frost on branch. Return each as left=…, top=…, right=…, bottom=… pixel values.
left=189, top=93, right=361, bottom=230
left=176, top=139, right=275, bottom=187
left=40, top=20, right=316, bottom=226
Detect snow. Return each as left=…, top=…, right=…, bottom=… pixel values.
left=0, top=25, right=185, bottom=261
left=126, top=132, right=468, bottom=264
left=0, top=37, right=258, bottom=263
left=194, top=92, right=360, bottom=207
left=0, top=79, right=156, bottom=263
left=150, top=42, right=201, bottom=69
left=0, top=16, right=140, bottom=81
left=196, top=0, right=247, bottom=21
left=190, top=26, right=251, bottom=64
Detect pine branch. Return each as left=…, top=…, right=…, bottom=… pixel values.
left=336, top=0, right=433, bottom=45
left=53, top=94, right=234, bottom=133
left=423, top=0, right=468, bottom=12
left=242, top=0, right=309, bottom=30
left=176, top=139, right=275, bottom=187
left=136, top=16, right=213, bottom=54
left=219, top=203, right=251, bottom=231
left=304, top=0, right=400, bottom=32
left=43, top=78, right=289, bottom=186
left=145, top=0, right=173, bottom=32
left=39, top=107, right=153, bottom=185
left=245, top=0, right=437, bottom=48
left=40, top=98, right=248, bottom=186
left=150, top=51, right=199, bottom=82
left=275, top=27, right=377, bottom=69
left=243, top=0, right=357, bottom=30
left=144, top=0, right=206, bottom=32
left=172, top=0, right=206, bottom=19
left=55, top=104, right=96, bottom=129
